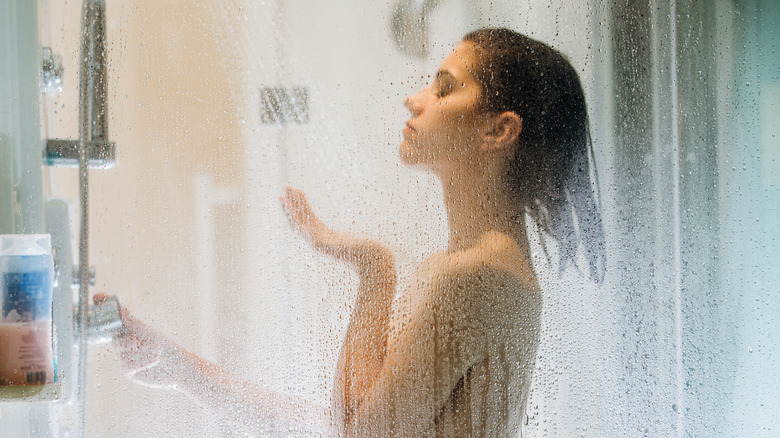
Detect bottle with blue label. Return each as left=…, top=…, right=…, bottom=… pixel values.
left=0, top=235, right=55, bottom=390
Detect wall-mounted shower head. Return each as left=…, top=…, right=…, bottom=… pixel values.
left=259, top=87, right=310, bottom=124
left=390, top=0, right=442, bottom=58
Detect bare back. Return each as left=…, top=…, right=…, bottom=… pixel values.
left=386, top=231, right=541, bottom=437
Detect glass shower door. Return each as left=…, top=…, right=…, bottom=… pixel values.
left=2, top=0, right=777, bottom=437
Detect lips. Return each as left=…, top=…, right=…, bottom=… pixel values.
left=403, top=121, right=416, bottom=136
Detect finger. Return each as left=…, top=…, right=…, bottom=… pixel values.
left=288, top=190, right=315, bottom=222
left=116, top=309, right=153, bottom=347
left=284, top=186, right=303, bottom=207
left=117, top=306, right=133, bottom=329
left=290, top=188, right=309, bottom=209
left=280, top=190, right=303, bottom=217
left=284, top=187, right=304, bottom=207
left=279, top=196, right=291, bottom=218
left=280, top=198, right=305, bottom=232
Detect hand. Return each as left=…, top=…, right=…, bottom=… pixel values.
left=280, top=186, right=395, bottom=273
left=93, top=294, right=188, bottom=390
left=280, top=186, right=346, bottom=257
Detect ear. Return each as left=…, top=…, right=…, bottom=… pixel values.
left=482, top=111, right=523, bottom=152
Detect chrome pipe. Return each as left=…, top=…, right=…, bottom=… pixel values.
left=76, top=0, right=108, bottom=435
left=80, top=0, right=109, bottom=144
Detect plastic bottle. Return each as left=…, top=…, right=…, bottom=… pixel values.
left=0, top=234, right=56, bottom=395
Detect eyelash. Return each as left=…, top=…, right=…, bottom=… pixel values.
left=434, top=83, right=452, bottom=98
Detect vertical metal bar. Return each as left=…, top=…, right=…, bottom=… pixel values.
left=76, top=0, right=108, bottom=435
left=668, top=0, right=684, bottom=435
left=84, top=0, right=109, bottom=143
left=76, top=143, right=88, bottom=437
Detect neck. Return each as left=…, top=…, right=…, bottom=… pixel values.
left=438, top=167, right=528, bottom=254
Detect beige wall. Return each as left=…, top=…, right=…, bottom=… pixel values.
left=41, top=1, right=248, bottom=435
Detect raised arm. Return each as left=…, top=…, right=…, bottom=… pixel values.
left=279, top=187, right=397, bottom=429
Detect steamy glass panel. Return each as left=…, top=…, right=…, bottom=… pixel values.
left=18, top=0, right=779, bottom=436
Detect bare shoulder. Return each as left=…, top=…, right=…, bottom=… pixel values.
left=408, top=232, right=541, bottom=345
left=422, top=231, right=539, bottom=301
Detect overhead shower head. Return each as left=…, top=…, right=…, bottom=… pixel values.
left=390, top=0, right=442, bottom=59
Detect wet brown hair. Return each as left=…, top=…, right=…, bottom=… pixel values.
left=464, top=28, right=605, bottom=281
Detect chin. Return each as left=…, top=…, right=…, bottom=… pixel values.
left=399, top=142, right=418, bottom=165
left=399, top=141, right=436, bottom=171
left=400, top=155, right=436, bottom=174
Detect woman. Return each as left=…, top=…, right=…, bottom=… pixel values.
left=104, top=28, right=604, bottom=437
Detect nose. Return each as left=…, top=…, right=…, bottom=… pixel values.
left=404, top=89, right=423, bottom=117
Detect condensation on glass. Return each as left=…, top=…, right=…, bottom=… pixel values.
left=0, top=0, right=776, bottom=437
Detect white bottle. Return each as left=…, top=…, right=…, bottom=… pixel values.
left=0, top=234, right=56, bottom=399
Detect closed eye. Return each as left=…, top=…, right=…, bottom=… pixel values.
left=434, top=81, right=453, bottom=98
left=433, top=70, right=456, bottom=98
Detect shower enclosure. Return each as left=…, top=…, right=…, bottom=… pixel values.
left=1, top=0, right=778, bottom=436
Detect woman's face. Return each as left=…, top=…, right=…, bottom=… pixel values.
left=400, top=41, right=488, bottom=172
